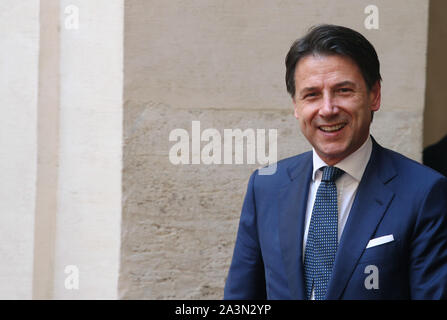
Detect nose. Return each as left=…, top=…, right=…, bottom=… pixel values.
left=318, top=93, right=339, bottom=118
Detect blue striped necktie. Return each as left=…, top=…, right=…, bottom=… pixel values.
left=304, top=166, right=344, bottom=300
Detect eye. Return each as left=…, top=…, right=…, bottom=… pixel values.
left=303, top=92, right=317, bottom=99
left=338, top=88, right=352, bottom=93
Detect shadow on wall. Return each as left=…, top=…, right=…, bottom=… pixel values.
left=423, top=0, right=447, bottom=164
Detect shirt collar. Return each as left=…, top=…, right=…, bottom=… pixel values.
left=312, top=135, right=372, bottom=182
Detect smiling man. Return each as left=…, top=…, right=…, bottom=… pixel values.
left=224, top=24, right=447, bottom=300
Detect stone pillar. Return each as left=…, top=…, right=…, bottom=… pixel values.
left=52, top=0, right=123, bottom=299
left=0, top=0, right=40, bottom=299
left=1, top=0, right=123, bottom=300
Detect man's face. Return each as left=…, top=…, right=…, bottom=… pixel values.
left=293, top=54, right=381, bottom=165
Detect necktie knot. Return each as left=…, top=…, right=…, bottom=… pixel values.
left=321, top=166, right=344, bottom=182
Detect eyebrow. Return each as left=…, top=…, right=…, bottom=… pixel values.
left=298, top=80, right=357, bottom=96
left=333, top=80, right=357, bottom=88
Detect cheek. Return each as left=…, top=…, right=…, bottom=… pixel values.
left=295, top=103, right=320, bottom=134
left=348, top=108, right=371, bottom=134
left=296, top=106, right=315, bottom=125
left=298, top=113, right=312, bottom=133
left=355, top=107, right=372, bottom=123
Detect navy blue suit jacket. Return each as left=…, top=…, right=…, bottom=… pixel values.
left=224, top=137, right=447, bottom=299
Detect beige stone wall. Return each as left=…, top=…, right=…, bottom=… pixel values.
left=120, top=0, right=429, bottom=299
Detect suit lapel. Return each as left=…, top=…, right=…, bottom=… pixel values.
left=278, top=152, right=312, bottom=300
left=326, top=139, right=397, bottom=299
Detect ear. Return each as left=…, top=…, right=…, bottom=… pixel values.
left=293, top=96, right=300, bottom=119
left=369, top=81, right=381, bottom=112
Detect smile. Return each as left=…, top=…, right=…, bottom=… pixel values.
left=319, top=123, right=346, bottom=132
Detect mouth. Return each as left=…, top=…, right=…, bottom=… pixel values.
left=319, top=123, right=347, bottom=133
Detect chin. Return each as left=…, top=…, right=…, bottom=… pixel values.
left=319, top=144, right=346, bottom=156
left=317, top=146, right=348, bottom=163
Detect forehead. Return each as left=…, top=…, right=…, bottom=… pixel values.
left=294, top=54, right=364, bottom=89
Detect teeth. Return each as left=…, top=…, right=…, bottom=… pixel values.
left=320, top=124, right=345, bottom=132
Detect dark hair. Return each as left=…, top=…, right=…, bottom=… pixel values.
left=285, top=24, right=382, bottom=98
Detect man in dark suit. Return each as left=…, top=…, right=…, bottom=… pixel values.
left=424, top=134, right=447, bottom=177
left=224, top=25, right=447, bottom=300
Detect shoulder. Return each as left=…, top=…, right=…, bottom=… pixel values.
left=378, top=144, right=447, bottom=193
left=249, top=151, right=312, bottom=189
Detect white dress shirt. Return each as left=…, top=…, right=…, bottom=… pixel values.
left=303, top=136, right=372, bottom=299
